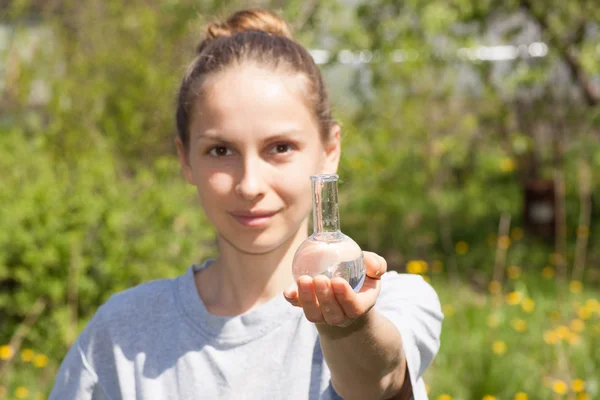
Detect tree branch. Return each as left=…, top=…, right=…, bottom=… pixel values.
left=520, top=0, right=599, bottom=107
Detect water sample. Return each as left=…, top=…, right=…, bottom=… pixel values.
left=292, top=174, right=366, bottom=292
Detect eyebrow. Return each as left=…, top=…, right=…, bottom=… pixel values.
left=195, top=129, right=305, bottom=143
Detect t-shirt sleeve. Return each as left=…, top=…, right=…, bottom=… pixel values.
left=48, top=310, right=111, bottom=400
left=374, top=271, right=443, bottom=396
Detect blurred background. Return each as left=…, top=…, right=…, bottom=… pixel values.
left=0, top=0, right=599, bottom=399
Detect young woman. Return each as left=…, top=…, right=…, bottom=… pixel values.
left=50, top=9, right=443, bottom=400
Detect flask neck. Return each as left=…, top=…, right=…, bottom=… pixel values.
left=311, top=175, right=341, bottom=234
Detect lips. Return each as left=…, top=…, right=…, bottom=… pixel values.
left=229, top=210, right=279, bottom=228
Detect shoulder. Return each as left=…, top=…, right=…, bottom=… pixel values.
left=95, top=274, right=181, bottom=326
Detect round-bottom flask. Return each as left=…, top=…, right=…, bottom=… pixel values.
left=292, top=174, right=366, bottom=292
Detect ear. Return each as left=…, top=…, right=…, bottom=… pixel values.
left=175, top=137, right=195, bottom=184
left=322, top=124, right=341, bottom=175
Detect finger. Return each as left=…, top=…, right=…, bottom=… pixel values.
left=363, top=251, right=387, bottom=280
left=331, top=277, right=367, bottom=320
left=313, top=275, right=347, bottom=326
left=283, top=287, right=302, bottom=307
left=297, top=276, right=323, bottom=323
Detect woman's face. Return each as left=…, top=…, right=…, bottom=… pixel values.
left=177, top=64, right=340, bottom=254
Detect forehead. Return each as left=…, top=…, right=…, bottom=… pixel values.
left=190, top=64, right=318, bottom=139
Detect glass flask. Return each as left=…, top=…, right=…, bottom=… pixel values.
left=292, top=174, right=366, bottom=292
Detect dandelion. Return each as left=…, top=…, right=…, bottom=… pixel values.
left=542, top=266, right=555, bottom=279
left=21, top=348, right=35, bottom=363
left=556, top=325, right=570, bottom=340
left=506, top=291, right=523, bottom=305
left=15, top=386, right=29, bottom=399
left=543, top=330, right=559, bottom=344
left=442, top=304, right=455, bottom=317
left=437, top=395, right=453, bottom=400
left=507, top=265, right=521, bottom=279
left=570, top=319, right=585, bottom=333
left=521, top=298, right=535, bottom=313
left=571, top=379, right=585, bottom=393
left=511, top=318, right=527, bottom=332
left=514, top=392, right=528, bottom=400
left=552, top=380, right=568, bottom=395
left=570, top=281, right=583, bottom=294
left=577, top=393, right=590, bottom=400
left=577, top=306, right=592, bottom=320
left=482, top=395, right=496, bottom=400
left=33, top=354, right=49, bottom=368
left=0, top=345, right=13, bottom=360
left=500, top=157, right=516, bottom=173
left=492, top=340, right=507, bottom=355
left=510, top=227, right=524, bottom=241
left=497, top=236, right=511, bottom=249
left=407, top=260, right=428, bottom=274
left=488, top=280, right=501, bottom=294
left=455, top=241, right=469, bottom=255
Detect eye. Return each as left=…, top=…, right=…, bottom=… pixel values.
left=270, top=143, right=294, bottom=155
left=208, top=146, right=232, bottom=157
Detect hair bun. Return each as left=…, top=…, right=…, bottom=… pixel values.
left=198, top=9, right=292, bottom=53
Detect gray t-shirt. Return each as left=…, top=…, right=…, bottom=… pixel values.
left=50, top=261, right=443, bottom=400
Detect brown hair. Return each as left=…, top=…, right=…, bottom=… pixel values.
left=176, top=9, right=334, bottom=150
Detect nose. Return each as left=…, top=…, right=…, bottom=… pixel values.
left=235, top=155, right=266, bottom=201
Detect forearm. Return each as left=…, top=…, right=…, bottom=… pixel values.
left=317, top=309, right=407, bottom=400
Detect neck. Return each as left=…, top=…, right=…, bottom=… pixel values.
left=195, top=220, right=309, bottom=316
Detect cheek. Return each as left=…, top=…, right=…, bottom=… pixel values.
left=197, top=170, right=235, bottom=203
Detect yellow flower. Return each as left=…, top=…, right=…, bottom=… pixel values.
left=407, top=260, right=428, bottom=274
left=542, top=266, right=555, bottom=279
left=497, top=236, right=511, bottom=249
left=514, top=392, right=528, bottom=400
left=33, top=354, right=49, bottom=368
left=506, top=291, right=523, bottom=305
left=510, top=227, right=524, bottom=241
left=577, top=393, right=590, bottom=400
left=556, top=325, right=570, bottom=339
left=552, top=380, right=568, bottom=395
left=431, top=260, right=443, bottom=273
left=21, top=348, right=35, bottom=363
left=437, top=395, right=453, bottom=400
left=488, top=280, right=501, bottom=294
left=15, top=386, right=29, bottom=399
left=507, top=265, right=521, bottom=279
left=543, top=330, right=559, bottom=344
left=511, top=318, right=527, bottom=332
left=570, top=319, right=585, bottom=332
left=0, top=345, right=13, bottom=360
left=442, top=304, right=455, bottom=317
left=455, top=241, right=469, bottom=255
left=482, top=395, right=496, bottom=400
left=500, top=157, right=516, bottom=172
left=492, top=340, right=507, bottom=355
left=422, top=276, right=431, bottom=283
left=570, top=281, right=583, bottom=294
left=577, top=306, right=592, bottom=320
left=571, top=379, right=585, bottom=393
left=521, top=298, right=535, bottom=313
